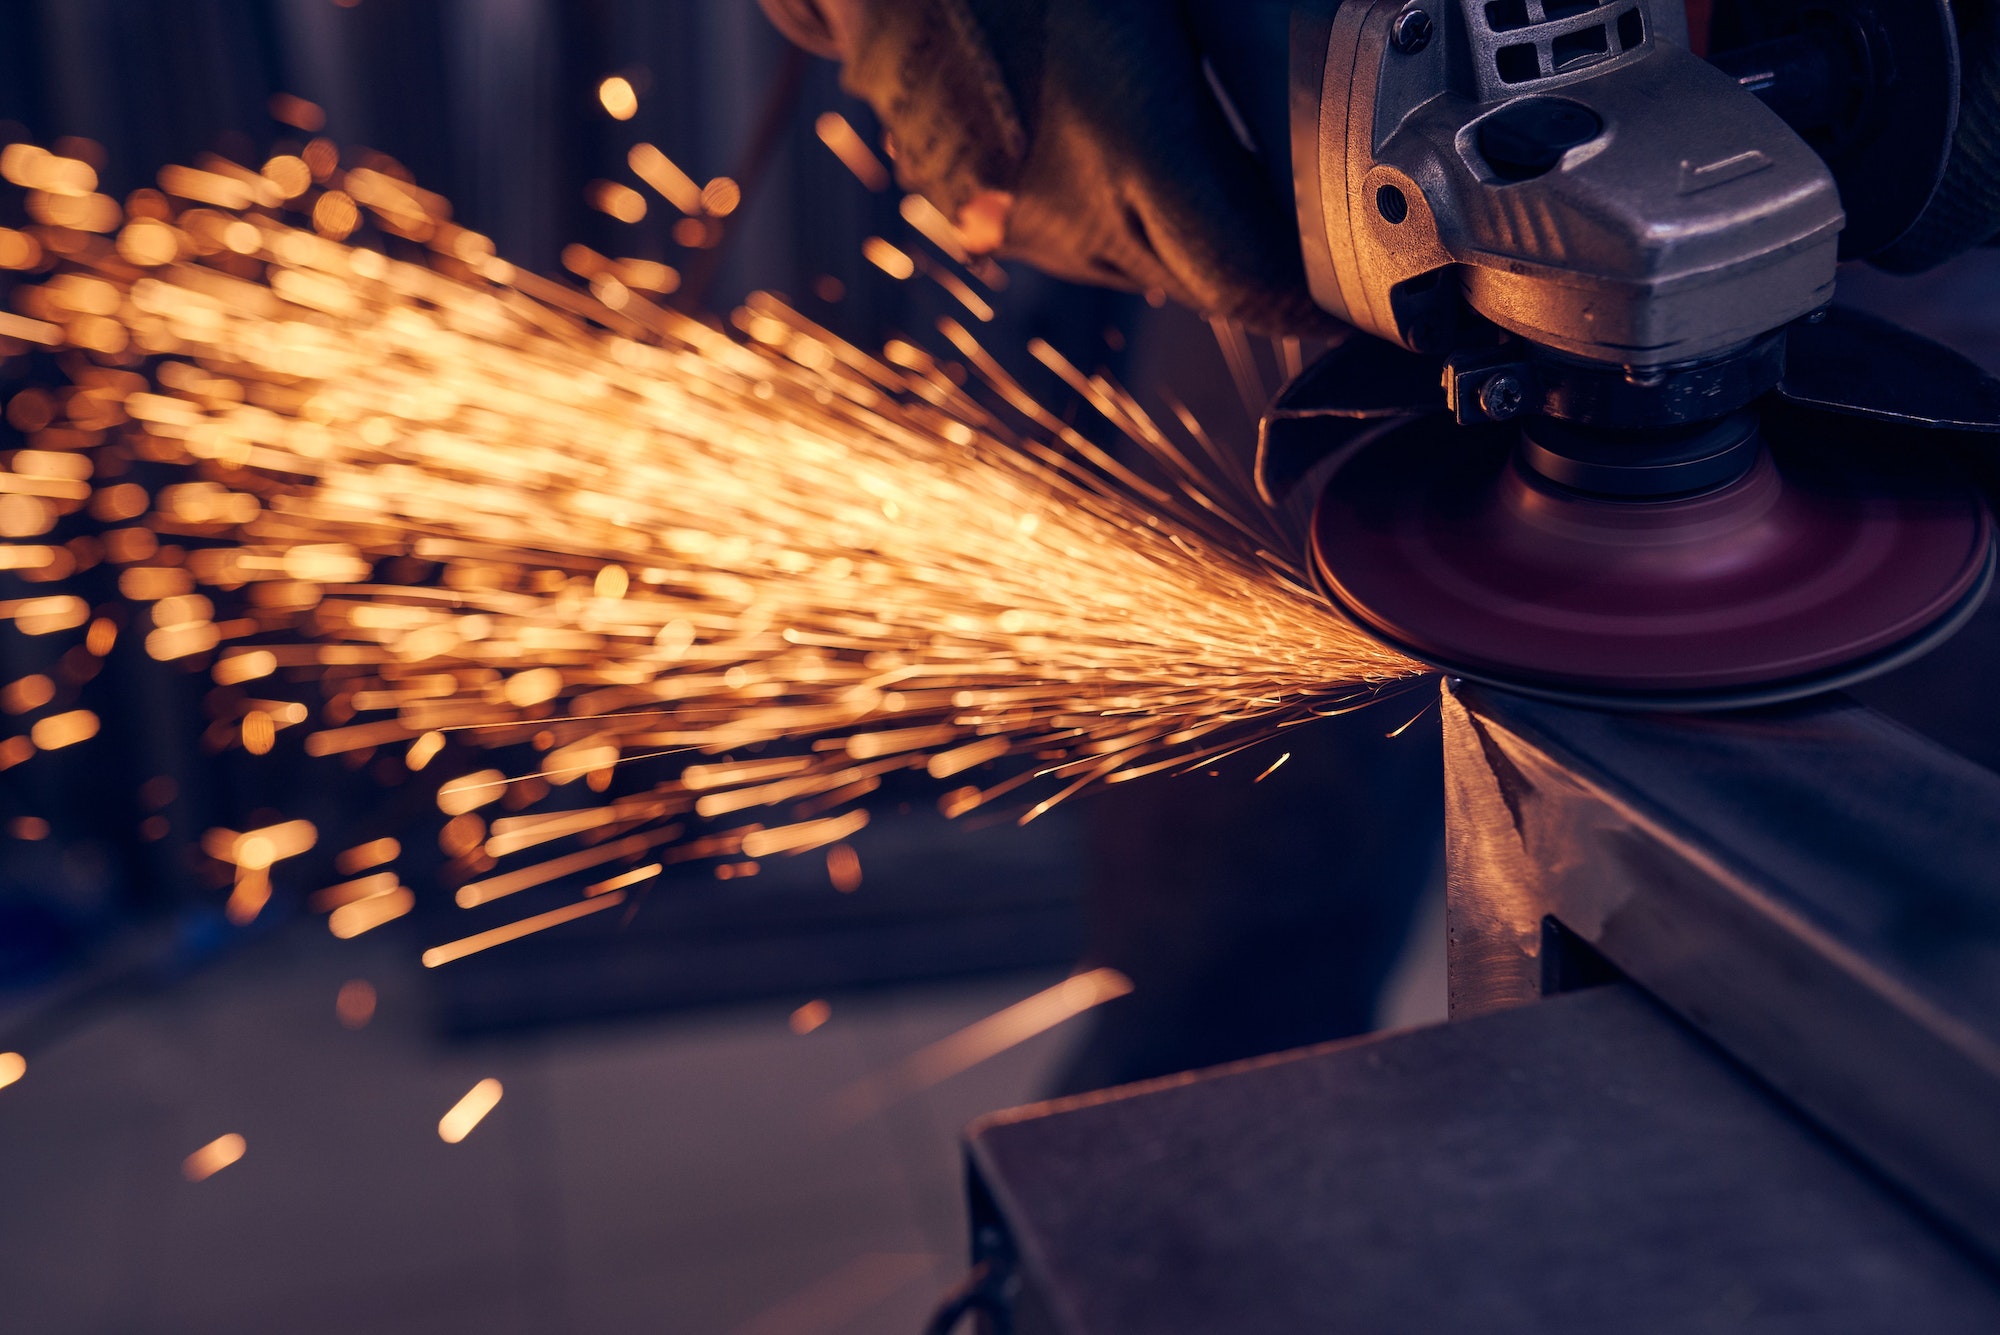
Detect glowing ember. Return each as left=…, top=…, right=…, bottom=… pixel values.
left=628, top=143, right=702, bottom=215
left=182, top=1132, right=246, bottom=1181
left=790, top=999, right=832, bottom=1034
left=826, top=842, right=863, bottom=893
left=814, top=113, right=890, bottom=192
left=438, top=1078, right=503, bottom=1142
left=335, top=979, right=378, bottom=1029
left=329, top=887, right=415, bottom=938
left=420, top=892, right=628, bottom=967
left=334, top=836, right=400, bottom=874
left=597, top=76, right=639, bottom=123
left=0, top=141, right=1422, bottom=958
left=833, top=967, right=1134, bottom=1121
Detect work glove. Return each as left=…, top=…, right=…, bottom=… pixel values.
left=1702, top=0, right=2000, bottom=271
left=757, top=0, right=1335, bottom=336
left=1873, top=0, right=2000, bottom=271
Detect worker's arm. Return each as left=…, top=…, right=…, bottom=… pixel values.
left=758, top=0, right=1333, bottom=335
left=761, top=0, right=2000, bottom=330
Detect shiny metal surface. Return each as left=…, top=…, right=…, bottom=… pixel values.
left=1442, top=679, right=2000, bottom=1260
left=964, top=985, right=2000, bottom=1333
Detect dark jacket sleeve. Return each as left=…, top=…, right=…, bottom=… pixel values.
left=767, top=0, right=1339, bottom=336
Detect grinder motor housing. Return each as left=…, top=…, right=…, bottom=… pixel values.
left=1295, top=0, right=1842, bottom=372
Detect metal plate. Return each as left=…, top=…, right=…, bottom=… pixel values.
left=966, top=986, right=2000, bottom=1334
left=1441, top=681, right=2000, bottom=1259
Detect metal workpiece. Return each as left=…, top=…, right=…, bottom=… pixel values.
left=1440, top=679, right=2000, bottom=1260
left=1294, top=0, right=1842, bottom=363
left=962, top=985, right=2000, bottom=1334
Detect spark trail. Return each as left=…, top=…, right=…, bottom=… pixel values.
left=0, top=142, right=1422, bottom=947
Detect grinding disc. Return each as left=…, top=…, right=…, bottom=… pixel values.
left=1308, top=409, right=1994, bottom=710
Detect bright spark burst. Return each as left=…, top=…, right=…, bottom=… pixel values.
left=0, top=142, right=1422, bottom=957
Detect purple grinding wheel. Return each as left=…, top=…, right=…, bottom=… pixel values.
left=1309, top=409, right=1995, bottom=710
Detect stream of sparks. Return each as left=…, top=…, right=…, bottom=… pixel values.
left=0, top=141, right=1422, bottom=955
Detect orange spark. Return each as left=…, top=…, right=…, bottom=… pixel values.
left=826, top=843, right=862, bottom=893
left=438, top=1078, right=502, bottom=1143
left=1254, top=752, right=1291, bottom=782
left=815, top=112, right=891, bottom=191
left=0, top=139, right=1421, bottom=965
left=336, top=979, right=377, bottom=1029
left=834, top=968, right=1133, bottom=1122
left=328, top=887, right=413, bottom=938
left=334, top=836, right=401, bottom=875
left=790, top=999, right=832, bottom=1034
left=29, top=709, right=97, bottom=750
left=183, top=1133, right=246, bottom=1182
left=421, top=890, right=628, bottom=967
left=628, top=142, right=702, bottom=214
left=597, top=76, right=638, bottom=121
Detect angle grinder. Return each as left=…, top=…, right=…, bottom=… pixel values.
left=1228, top=0, right=2000, bottom=708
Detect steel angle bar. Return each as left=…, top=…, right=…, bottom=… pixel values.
left=1441, top=678, right=2000, bottom=1261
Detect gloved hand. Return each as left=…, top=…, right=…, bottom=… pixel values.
left=1702, top=0, right=2000, bottom=272
left=758, top=0, right=1336, bottom=336
left=1872, top=0, right=2000, bottom=271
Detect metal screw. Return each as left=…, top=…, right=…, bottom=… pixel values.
left=1479, top=373, right=1526, bottom=421
left=1392, top=9, right=1434, bottom=54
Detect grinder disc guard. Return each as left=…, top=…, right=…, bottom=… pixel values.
left=1309, top=409, right=1994, bottom=710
